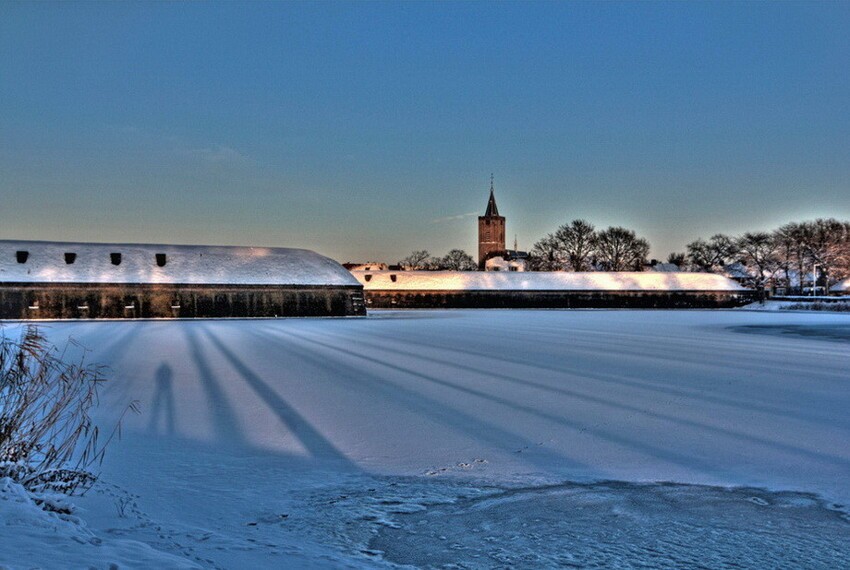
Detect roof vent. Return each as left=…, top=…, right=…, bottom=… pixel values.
left=155, top=253, right=167, bottom=267
left=16, top=251, right=28, bottom=263
left=364, top=274, right=372, bottom=282
left=64, top=252, right=77, bottom=264
left=111, top=253, right=122, bottom=265
left=390, top=274, right=397, bottom=282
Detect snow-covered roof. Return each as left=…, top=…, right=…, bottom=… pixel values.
left=352, top=271, right=747, bottom=291
left=0, top=240, right=359, bottom=286
left=831, top=278, right=850, bottom=292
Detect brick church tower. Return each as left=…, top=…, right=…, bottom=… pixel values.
left=478, top=175, right=506, bottom=269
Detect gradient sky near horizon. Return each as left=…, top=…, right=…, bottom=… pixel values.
left=2, top=1, right=849, bottom=262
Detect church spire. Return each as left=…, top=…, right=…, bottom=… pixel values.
left=484, top=173, right=500, bottom=217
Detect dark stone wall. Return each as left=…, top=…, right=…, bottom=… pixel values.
left=364, top=289, right=755, bottom=309
left=0, top=283, right=366, bottom=319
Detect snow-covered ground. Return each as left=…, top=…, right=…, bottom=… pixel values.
left=2, top=310, right=849, bottom=568
left=743, top=300, right=850, bottom=312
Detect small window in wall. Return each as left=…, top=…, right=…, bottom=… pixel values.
left=155, top=253, right=167, bottom=267
left=16, top=251, right=28, bottom=263
left=64, top=252, right=77, bottom=264
left=390, top=274, right=397, bottom=282
left=111, top=253, right=122, bottom=265
left=364, top=274, right=372, bottom=282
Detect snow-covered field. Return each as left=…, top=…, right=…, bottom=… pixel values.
left=2, top=310, right=850, bottom=568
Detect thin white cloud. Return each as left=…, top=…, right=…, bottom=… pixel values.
left=109, top=125, right=255, bottom=167
left=431, top=211, right=478, bottom=224
left=183, top=145, right=252, bottom=165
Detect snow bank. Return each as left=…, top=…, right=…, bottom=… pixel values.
left=0, top=240, right=359, bottom=286
left=0, top=477, right=198, bottom=569
left=353, top=270, right=746, bottom=291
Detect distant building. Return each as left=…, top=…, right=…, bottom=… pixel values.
left=343, top=262, right=389, bottom=271
left=478, top=175, right=506, bottom=269
left=477, top=176, right=528, bottom=271
left=350, top=270, right=754, bottom=309
left=485, top=250, right=529, bottom=272
left=0, top=240, right=366, bottom=319
left=647, top=260, right=679, bottom=272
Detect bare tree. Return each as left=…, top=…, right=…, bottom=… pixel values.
left=528, top=219, right=596, bottom=271
left=595, top=227, right=650, bottom=271
left=399, top=250, right=431, bottom=270
left=553, top=219, right=597, bottom=271
left=737, top=232, right=780, bottom=296
left=773, top=223, right=805, bottom=293
left=667, top=252, right=687, bottom=267
left=435, top=249, right=477, bottom=271
left=528, top=234, right=567, bottom=271
left=798, top=219, right=850, bottom=291
left=686, top=234, right=738, bottom=272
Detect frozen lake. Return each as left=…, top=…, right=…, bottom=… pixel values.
left=2, top=309, right=849, bottom=568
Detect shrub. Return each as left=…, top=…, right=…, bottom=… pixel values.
left=0, top=325, right=137, bottom=496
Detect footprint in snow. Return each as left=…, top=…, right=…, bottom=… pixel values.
left=426, top=458, right=487, bottom=475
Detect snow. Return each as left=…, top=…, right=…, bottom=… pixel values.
left=353, top=270, right=747, bottom=291
left=0, top=477, right=199, bottom=569
left=743, top=299, right=850, bottom=312
left=832, top=277, right=850, bottom=292
left=0, top=240, right=359, bottom=286
left=2, top=309, right=850, bottom=568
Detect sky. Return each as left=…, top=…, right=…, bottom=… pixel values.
left=1, top=1, right=849, bottom=263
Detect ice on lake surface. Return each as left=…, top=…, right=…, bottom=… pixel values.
left=365, top=479, right=849, bottom=569
left=2, top=309, right=849, bottom=568
left=730, top=323, right=850, bottom=342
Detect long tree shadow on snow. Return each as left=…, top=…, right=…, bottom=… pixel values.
left=200, top=325, right=355, bottom=469
left=241, top=324, right=589, bottom=473
left=339, top=327, right=839, bottom=424
left=254, top=321, right=850, bottom=480
left=182, top=324, right=249, bottom=447
left=363, top=321, right=849, bottom=414
left=314, top=328, right=850, bottom=472
left=266, top=327, right=743, bottom=476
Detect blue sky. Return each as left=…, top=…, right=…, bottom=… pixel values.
left=1, top=1, right=848, bottom=262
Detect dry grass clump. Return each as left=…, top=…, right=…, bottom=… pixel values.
left=1, top=325, right=137, bottom=497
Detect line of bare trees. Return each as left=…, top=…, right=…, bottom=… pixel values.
left=674, top=219, right=850, bottom=293
left=528, top=220, right=651, bottom=272
left=396, top=218, right=850, bottom=291
left=399, top=249, right=477, bottom=271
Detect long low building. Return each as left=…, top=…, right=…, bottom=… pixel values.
left=352, top=270, right=754, bottom=309
left=1, top=241, right=366, bottom=319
